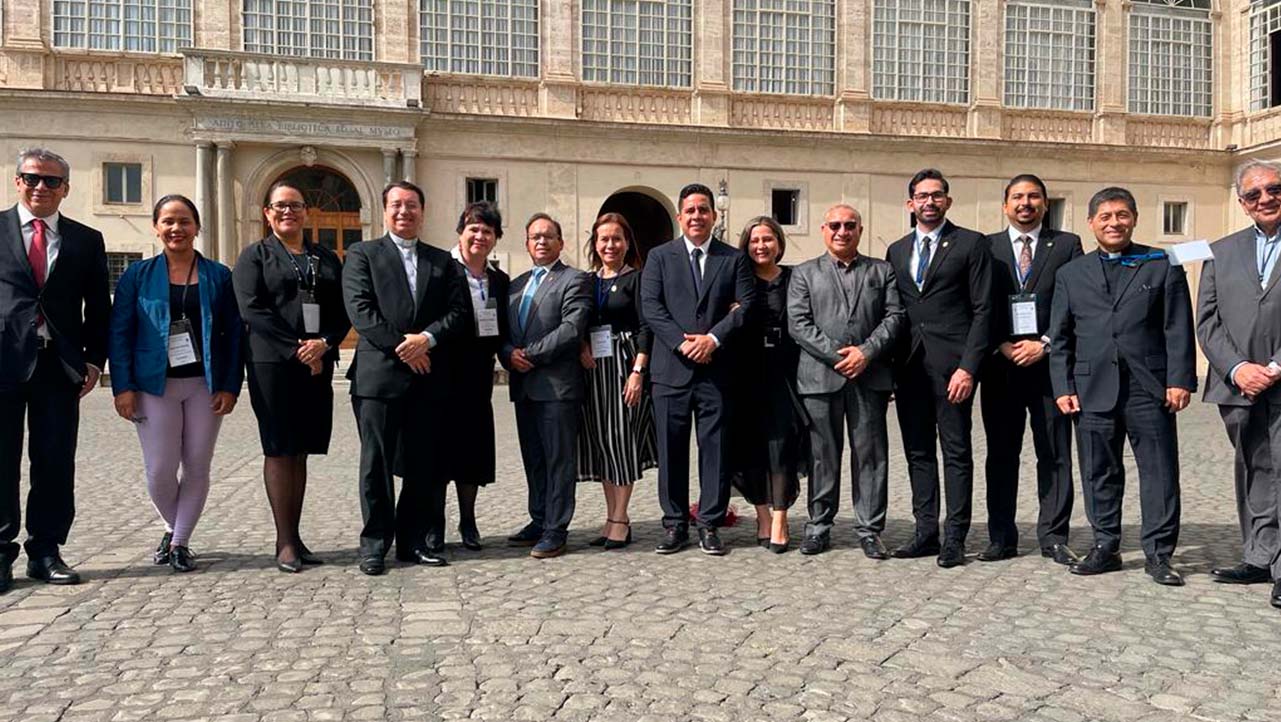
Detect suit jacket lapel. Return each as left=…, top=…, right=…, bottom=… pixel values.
left=1111, top=244, right=1147, bottom=309
left=1023, top=230, right=1056, bottom=291
left=993, top=232, right=1020, bottom=288
left=2, top=208, right=35, bottom=287
left=379, top=236, right=415, bottom=320
left=1079, top=250, right=1108, bottom=304
left=921, top=222, right=956, bottom=294
left=821, top=255, right=852, bottom=318
left=697, top=246, right=725, bottom=305
left=524, top=260, right=563, bottom=326
left=413, top=242, right=431, bottom=312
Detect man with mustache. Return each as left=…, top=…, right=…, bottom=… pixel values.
left=886, top=168, right=993, bottom=567
left=1197, top=160, right=1281, bottom=608
left=1049, top=186, right=1195, bottom=586
left=978, top=175, right=1083, bottom=565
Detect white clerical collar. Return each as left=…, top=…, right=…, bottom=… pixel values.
left=1008, top=225, right=1042, bottom=245
left=389, top=232, right=417, bottom=250
left=17, top=204, right=60, bottom=233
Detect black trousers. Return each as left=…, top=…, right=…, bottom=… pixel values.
left=653, top=378, right=730, bottom=531
left=896, top=355, right=975, bottom=544
left=514, top=400, right=579, bottom=539
left=0, top=350, right=81, bottom=563
left=1075, top=372, right=1181, bottom=559
left=979, top=359, right=1074, bottom=549
left=1221, top=400, right=1281, bottom=576
left=351, top=393, right=445, bottom=558
left=803, top=383, right=890, bottom=540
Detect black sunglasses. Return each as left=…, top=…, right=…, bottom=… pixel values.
left=825, top=221, right=860, bottom=233
left=17, top=173, right=66, bottom=190
left=1241, top=183, right=1281, bottom=205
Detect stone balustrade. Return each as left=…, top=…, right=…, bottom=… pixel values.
left=182, top=50, right=423, bottom=108
left=51, top=53, right=183, bottom=95
left=1003, top=109, right=1095, bottom=144
left=1125, top=116, right=1214, bottom=149
left=578, top=87, right=693, bottom=125
left=730, top=94, right=836, bottom=131
left=869, top=103, right=969, bottom=138
left=424, top=76, right=541, bottom=117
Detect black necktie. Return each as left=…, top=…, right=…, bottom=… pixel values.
left=690, top=247, right=703, bottom=295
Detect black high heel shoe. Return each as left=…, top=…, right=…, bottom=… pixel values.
left=297, top=541, right=323, bottom=566
left=277, top=556, right=302, bottom=573
left=603, top=519, right=632, bottom=550
left=153, top=531, right=173, bottom=565
left=769, top=539, right=790, bottom=554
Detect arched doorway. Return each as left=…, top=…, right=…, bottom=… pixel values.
left=597, top=189, right=675, bottom=262
left=267, top=165, right=362, bottom=257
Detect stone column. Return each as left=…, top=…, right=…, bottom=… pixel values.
left=401, top=149, right=418, bottom=185
left=1093, top=0, right=1128, bottom=144
left=539, top=0, right=578, bottom=118
left=693, top=0, right=730, bottom=126
left=836, top=0, right=872, bottom=132
left=216, top=143, right=236, bottom=264
left=382, top=148, right=399, bottom=187
left=194, top=142, right=215, bottom=256
left=968, top=0, right=1003, bottom=139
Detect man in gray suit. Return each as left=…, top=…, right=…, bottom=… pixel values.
left=500, top=213, right=591, bottom=559
left=788, top=204, right=905, bottom=557
left=1197, top=159, right=1281, bottom=608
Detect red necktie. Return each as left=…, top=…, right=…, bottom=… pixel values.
left=29, top=218, right=48, bottom=288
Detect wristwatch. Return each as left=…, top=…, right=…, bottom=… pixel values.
left=632, top=365, right=648, bottom=376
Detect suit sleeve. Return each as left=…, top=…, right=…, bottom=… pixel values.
left=107, top=265, right=140, bottom=394
left=524, top=271, right=591, bottom=365
left=1195, top=258, right=1247, bottom=383
left=83, top=229, right=111, bottom=369
left=787, top=265, right=841, bottom=365
left=321, top=252, right=352, bottom=352
left=709, top=251, right=756, bottom=342
left=1048, top=271, right=1075, bottom=399
left=341, top=245, right=405, bottom=352
left=959, top=238, right=994, bottom=375
left=423, top=258, right=470, bottom=347
left=1165, top=264, right=1197, bottom=391
left=862, top=266, right=906, bottom=363
left=215, top=268, right=245, bottom=395
left=640, top=252, right=687, bottom=353
left=232, top=245, right=297, bottom=362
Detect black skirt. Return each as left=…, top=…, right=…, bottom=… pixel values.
left=246, top=360, right=335, bottom=456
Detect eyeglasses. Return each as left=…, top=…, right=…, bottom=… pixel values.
left=527, top=233, right=559, bottom=242
left=825, top=221, right=859, bottom=233
left=268, top=201, right=306, bottom=213
left=911, top=191, right=948, bottom=203
left=1240, top=184, right=1281, bottom=206
left=17, top=173, right=65, bottom=190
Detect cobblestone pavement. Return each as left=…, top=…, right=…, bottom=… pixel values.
left=1, top=389, right=1279, bottom=722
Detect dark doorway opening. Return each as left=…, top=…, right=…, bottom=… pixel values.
left=597, top=190, right=675, bottom=263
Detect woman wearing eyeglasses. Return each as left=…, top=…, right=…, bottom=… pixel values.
left=728, top=216, right=808, bottom=552
left=108, top=194, right=243, bottom=572
left=232, top=181, right=350, bottom=573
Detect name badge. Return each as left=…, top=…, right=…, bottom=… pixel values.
left=476, top=307, right=500, bottom=337
left=302, top=293, right=321, bottom=334
left=589, top=326, right=614, bottom=359
left=1009, top=293, right=1038, bottom=337
left=167, top=319, right=199, bottom=367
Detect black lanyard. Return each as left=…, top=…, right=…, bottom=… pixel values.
left=273, top=236, right=316, bottom=290
left=176, top=257, right=196, bottom=321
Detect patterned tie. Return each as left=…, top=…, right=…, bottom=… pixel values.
left=29, top=218, right=48, bottom=288
left=517, top=266, right=547, bottom=331
left=690, top=247, right=703, bottom=295
left=915, top=235, right=932, bottom=288
left=1018, top=235, right=1033, bottom=286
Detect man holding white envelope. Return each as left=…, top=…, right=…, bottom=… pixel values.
left=1197, top=160, right=1281, bottom=609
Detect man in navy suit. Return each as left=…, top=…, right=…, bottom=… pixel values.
left=1049, top=186, right=1196, bottom=586
left=640, top=183, right=755, bottom=555
left=0, top=148, right=110, bottom=592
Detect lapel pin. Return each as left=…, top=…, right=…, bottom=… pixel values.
left=1047, top=242, right=1054, bottom=247
left=611, top=284, right=618, bottom=293
left=941, top=241, right=949, bottom=248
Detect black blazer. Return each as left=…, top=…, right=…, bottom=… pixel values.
left=341, top=236, right=470, bottom=399
left=232, top=236, right=350, bottom=364
left=440, top=260, right=510, bottom=402
left=639, top=237, right=756, bottom=387
left=1048, top=243, right=1197, bottom=412
left=886, top=220, right=993, bottom=391
left=0, top=205, right=110, bottom=389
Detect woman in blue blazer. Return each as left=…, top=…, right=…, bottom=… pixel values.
left=108, top=195, right=243, bottom=572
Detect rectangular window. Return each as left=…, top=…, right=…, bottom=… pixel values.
left=582, top=0, right=692, bottom=87
left=1004, top=0, right=1094, bottom=111
left=1129, top=1, right=1212, bottom=117
left=103, top=163, right=143, bottom=205
left=421, top=0, right=540, bottom=78
left=243, top=0, right=373, bottom=61
left=53, top=0, right=192, bottom=52
left=1163, top=201, right=1188, bottom=235
left=106, top=252, right=142, bottom=293
left=873, top=0, right=971, bottom=104
left=1249, top=1, right=1281, bottom=110
left=1046, top=198, right=1067, bottom=230
left=466, top=178, right=498, bottom=205
left=732, top=0, right=835, bottom=96
left=771, top=189, right=800, bottom=226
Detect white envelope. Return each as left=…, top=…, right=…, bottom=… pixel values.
left=1166, top=240, right=1213, bottom=266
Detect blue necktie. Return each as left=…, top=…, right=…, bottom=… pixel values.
left=518, top=267, right=547, bottom=330
left=915, top=236, right=932, bottom=287
left=690, top=247, right=703, bottom=295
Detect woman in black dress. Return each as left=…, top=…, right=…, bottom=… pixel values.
left=576, top=213, right=657, bottom=549
left=437, top=201, right=510, bottom=550
left=232, top=181, right=350, bottom=572
left=730, top=216, right=808, bottom=553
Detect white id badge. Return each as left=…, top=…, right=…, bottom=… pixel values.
left=1010, top=294, right=1038, bottom=337
left=302, top=302, right=321, bottom=334
left=167, top=320, right=198, bottom=367
left=589, top=326, right=614, bottom=359
left=476, top=307, right=500, bottom=337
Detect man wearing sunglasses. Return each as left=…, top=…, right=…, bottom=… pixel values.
left=0, top=148, right=110, bottom=592
left=1197, top=160, right=1281, bottom=609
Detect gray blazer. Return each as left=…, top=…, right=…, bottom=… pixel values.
left=499, top=259, right=591, bottom=403
left=788, top=252, right=905, bottom=395
left=1197, top=226, right=1281, bottom=406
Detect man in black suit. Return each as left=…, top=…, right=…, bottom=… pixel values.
left=1049, top=186, right=1195, bottom=586
left=979, top=175, right=1084, bottom=565
left=886, top=168, right=993, bottom=567
left=0, top=148, right=110, bottom=592
left=499, top=214, right=591, bottom=559
left=342, top=181, right=469, bottom=575
left=640, top=183, right=755, bottom=555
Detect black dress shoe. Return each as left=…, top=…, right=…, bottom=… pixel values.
left=153, top=531, right=173, bottom=565
left=297, top=542, right=324, bottom=565
left=799, top=535, right=830, bottom=556
left=698, top=528, right=726, bottom=556
left=1070, top=546, right=1122, bottom=576
left=1041, top=544, right=1080, bottom=566
left=26, top=555, right=81, bottom=585
left=400, top=548, right=449, bottom=567
left=977, top=543, right=1018, bottom=562
left=506, top=524, right=543, bottom=547
left=358, top=555, right=386, bottom=576
left=937, top=541, right=966, bottom=568
left=1210, top=562, right=1271, bottom=585
left=655, top=527, right=689, bottom=554
left=859, top=535, right=889, bottom=560
left=0, top=562, right=12, bottom=594
left=892, top=536, right=940, bottom=559
left=1271, top=580, right=1281, bottom=609
left=1144, top=556, right=1185, bottom=586
left=169, top=545, right=197, bottom=573
left=458, top=525, right=483, bottom=551
left=277, top=557, right=302, bottom=574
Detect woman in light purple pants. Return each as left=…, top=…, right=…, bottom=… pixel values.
left=108, top=195, right=243, bottom=572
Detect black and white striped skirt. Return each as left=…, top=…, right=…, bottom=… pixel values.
left=576, top=332, right=658, bottom=485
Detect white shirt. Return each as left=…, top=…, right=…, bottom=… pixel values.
left=17, top=204, right=61, bottom=339
left=1008, top=225, right=1042, bottom=284
left=908, top=226, right=941, bottom=288
left=683, top=236, right=709, bottom=278
left=389, top=233, right=435, bottom=348
left=450, top=246, right=489, bottom=310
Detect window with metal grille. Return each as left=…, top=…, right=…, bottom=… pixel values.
left=872, top=0, right=971, bottom=104
left=582, top=0, right=692, bottom=87
left=53, top=0, right=192, bottom=53
left=466, top=178, right=499, bottom=205
left=107, top=252, right=143, bottom=293
left=243, top=0, right=373, bottom=61
left=421, top=0, right=540, bottom=78
left=1128, top=0, right=1212, bottom=117
left=1250, top=0, right=1281, bottom=110
left=732, top=0, right=835, bottom=96
left=1004, top=0, right=1095, bottom=111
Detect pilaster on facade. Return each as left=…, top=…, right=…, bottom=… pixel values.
left=693, top=0, right=731, bottom=126
left=968, top=0, right=1004, bottom=139
left=216, top=142, right=236, bottom=265
left=3, top=0, right=44, bottom=50
left=378, top=0, right=414, bottom=64
left=538, top=0, right=578, bottom=119
left=194, top=142, right=215, bottom=258
left=836, top=0, right=872, bottom=132
left=1094, top=0, right=1130, bottom=145
left=196, top=0, right=235, bottom=51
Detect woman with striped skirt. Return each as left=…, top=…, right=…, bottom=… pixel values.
left=576, top=213, right=658, bottom=549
